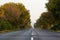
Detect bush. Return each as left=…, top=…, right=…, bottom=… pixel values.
left=0, top=19, right=12, bottom=31
left=51, top=24, right=60, bottom=30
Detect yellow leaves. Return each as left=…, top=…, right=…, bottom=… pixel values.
left=0, top=8, right=5, bottom=19
left=0, top=2, right=31, bottom=30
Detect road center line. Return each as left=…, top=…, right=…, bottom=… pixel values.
left=31, top=31, right=34, bottom=40
left=31, top=37, right=33, bottom=40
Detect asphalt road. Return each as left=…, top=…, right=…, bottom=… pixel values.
left=33, top=29, right=60, bottom=40
left=0, top=28, right=60, bottom=40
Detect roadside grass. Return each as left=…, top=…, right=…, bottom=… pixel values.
left=0, top=30, right=13, bottom=34
left=0, top=29, right=20, bottom=34
left=55, top=30, right=60, bottom=32
left=36, top=28, right=60, bottom=32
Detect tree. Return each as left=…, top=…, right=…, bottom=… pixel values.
left=0, top=2, right=31, bottom=30
left=0, top=19, right=12, bottom=31
left=18, top=10, right=31, bottom=29
left=34, top=12, right=55, bottom=29
left=35, top=0, right=60, bottom=31
left=1, top=3, right=21, bottom=25
left=46, top=0, right=60, bottom=30
left=46, top=0, right=60, bottom=20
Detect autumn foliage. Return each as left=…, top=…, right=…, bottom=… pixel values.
left=34, top=0, right=60, bottom=31
left=0, top=2, right=31, bottom=31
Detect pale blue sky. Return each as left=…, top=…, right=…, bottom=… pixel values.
left=0, top=0, right=48, bottom=25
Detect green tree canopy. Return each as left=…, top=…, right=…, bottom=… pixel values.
left=34, top=0, right=60, bottom=31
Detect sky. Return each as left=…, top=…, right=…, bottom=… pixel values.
left=0, top=0, right=48, bottom=26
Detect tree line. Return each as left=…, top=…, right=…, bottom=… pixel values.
left=0, top=2, right=31, bottom=31
left=34, top=0, right=60, bottom=31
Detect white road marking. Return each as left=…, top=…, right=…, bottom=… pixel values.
left=31, top=37, right=33, bottom=40
left=31, top=31, right=34, bottom=40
